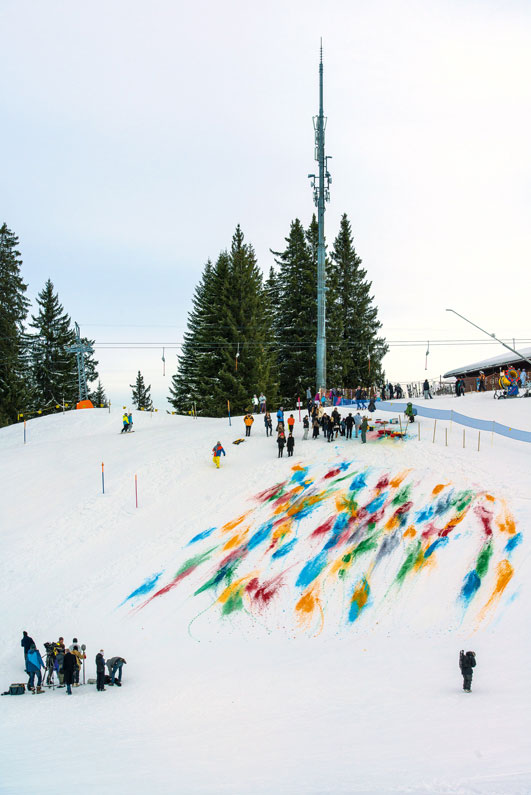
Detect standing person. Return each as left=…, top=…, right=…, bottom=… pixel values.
left=302, top=415, right=309, bottom=440
left=121, top=412, right=129, bottom=433
left=71, top=645, right=83, bottom=687
left=264, top=411, right=273, bottom=437
left=259, top=393, right=266, bottom=413
left=459, top=650, right=476, bottom=693
left=312, top=415, right=320, bottom=438
left=354, top=412, right=362, bottom=438
left=277, top=431, right=286, bottom=458
left=252, top=394, right=259, bottom=414
left=520, top=369, right=527, bottom=388
left=244, top=413, right=254, bottom=437
left=286, top=434, right=295, bottom=457
left=55, top=638, right=65, bottom=686
left=287, top=414, right=295, bottom=435
left=360, top=416, right=368, bottom=444
left=276, top=407, right=284, bottom=425
left=405, top=403, right=416, bottom=423
left=95, top=650, right=106, bottom=692
left=395, top=384, right=403, bottom=399
left=26, top=645, right=45, bottom=693
left=306, top=386, right=312, bottom=403
left=368, top=397, right=376, bottom=413
left=21, top=631, right=34, bottom=666
left=106, top=656, right=127, bottom=686
left=62, top=648, right=76, bottom=695
left=212, top=441, right=226, bottom=469
left=388, top=383, right=394, bottom=400
left=345, top=413, right=354, bottom=439
left=127, top=412, right=134, bottom=431
left=423, top=379, right=433, bottom=399
left=479, top=372, right=486, bottom=392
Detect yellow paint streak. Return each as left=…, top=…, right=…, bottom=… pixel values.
left=272, top=522, right=291, bottom=542
left=221, top=511, right=251, bottom=534
left=477, top=560, right=514, bottom=623
left=222, top=529, right=248, bottom=551
left=217, top=574, right=255, bottom=605
left=335, top=491, right=347, bottom=512
left=496, top=502, right=516, bottom=535
left=403, top=525, right=416, bottom=539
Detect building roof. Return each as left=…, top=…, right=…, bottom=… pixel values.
left=443, top=346, right=531, bottom=378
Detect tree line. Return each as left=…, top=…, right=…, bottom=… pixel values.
left=169, top=214, right=387, bottom=416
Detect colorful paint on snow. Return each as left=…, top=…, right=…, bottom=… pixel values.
left=124, top=461, right=521, bottom=633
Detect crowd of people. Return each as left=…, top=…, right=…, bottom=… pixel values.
left=18, top=631, right=126, bottom=695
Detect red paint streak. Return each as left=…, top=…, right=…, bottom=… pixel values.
left=252, top=574, right=284, bottom=607
left=140, top=568, right=194, bottom=607
left=219, top=548, right=246, bottom=569
left=273, top=491, right=294, bottom=508
left=395, top=501, right=413, bottom=516
left=245, top=578, right=259, bottom=593
left=324, top=467, right=341, bottom=480
left=368, top=507, right=385, bottom=525
left=376, top=475, right=389, bottom=490
left=254, top=483, right=284, bottom=502
left=311, top=516, right=335, bottom=538
left=421, top=522, right=438, bottom=540
left=474, top=504, right=493, bottom=537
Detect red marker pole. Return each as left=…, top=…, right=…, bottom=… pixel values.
left=297, top=396, right=301, bottom=422
left=135, top=474, right=138, bottom=508
left=101, top=462, right=105, bottom=494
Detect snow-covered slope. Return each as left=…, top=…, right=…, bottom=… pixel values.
left=1, top=397, right=530, bottom=794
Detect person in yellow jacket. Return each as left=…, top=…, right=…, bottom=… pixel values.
left=121, top=413, right=129, bottom=433
left=244, top=413, right=254, bottom=437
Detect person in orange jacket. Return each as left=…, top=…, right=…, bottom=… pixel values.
left=212, top=442, right=226, bottom=468
left=244, top=413, right=254, bottom=437
left=287, top=414, right=295, bottom=434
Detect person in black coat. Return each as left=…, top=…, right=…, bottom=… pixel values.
left=286, top=434, right=295, bottom=457
left=345, top=413, right=354, bottom=439
left=21, top=631, right=34, bottom=666
left=96, top=650, right=106, bottom=691
left=277, top=433, right=286, bottom=458
left=62, top=648, right=76, bottom=695
left=459, top=650, right=476, bottom=692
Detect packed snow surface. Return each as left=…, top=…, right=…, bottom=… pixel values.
left=1, top=394, right=530, bottom=794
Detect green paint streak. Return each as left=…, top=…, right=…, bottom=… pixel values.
left=175, top=547, right=216, bottom=578
left=342, top=552, right=353, bottom=564
left=453, top=490, right=475, bottom=513
left=396, top=541, right=422, bottom=584
left=475, top=541, right=493, bottom=578
left=368, top=522, right=376, bottom=532
left=338, top=568, right=346, bottom=579
left=332, top=472, right=356, bottom=485
left=221, top=590, right=244, bottom=615
left=352, top=534, right=379, bottom=559
left=393, top=483, right=412, bottom=506
left=194, top=558, right=241, bottom=596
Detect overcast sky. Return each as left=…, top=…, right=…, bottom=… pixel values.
left=2, top=0, right=530, bottom=409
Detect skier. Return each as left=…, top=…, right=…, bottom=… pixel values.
left=21, top=631, right=34, bottom=666
left=212, top=441, right=226, bottom=469
left=264, top=411, right=273, bottom=437
left=302, top=415, right=309, bottom=440
left=62, top=648, right=76, bottom=695
left=95, top=650, right=106, bottom=691
left=26, top=645, right=45, bottom=693
left=121, top=412, right=129, bottom=433
left=353, top=412, right=362, bottom=438
left=459, top=650, right=476, bottom=693
left=244, top=413, right=254, bottom=437
left=277, top=431, right=286, bottom=458
left=127, top=412, right=134, bottom=430
left=360, top=416, right=368, bottom=444
left=345, top=413, right=354, bottom=439
left=286, top=434, right=295, bottom=457
left=107, top=656, right=127, bottom=686
left=287, top=414, right=295, bottom=434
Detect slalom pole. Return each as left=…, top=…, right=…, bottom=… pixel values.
left=227, top=400, right=231, bottom=426
left=24, top=420, right=26, bottom=445
left=135, top=474, right=138, bottom=508
left=477, top=431, right=481, bottom=452
left=432, top=420, right=437, bottom=443
left=298, top=396, right=301, bottom=422
left=101, top=462, right=105, bottom=494
left=81, top=644, right=86, bottom=685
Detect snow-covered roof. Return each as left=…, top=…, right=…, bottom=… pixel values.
left=443, top=346, right=531, bottom=378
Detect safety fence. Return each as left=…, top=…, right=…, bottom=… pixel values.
left=339, top=399, right=531, bottom=444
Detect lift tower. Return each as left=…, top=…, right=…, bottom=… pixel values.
left=308, top=43, right=332, bottom=394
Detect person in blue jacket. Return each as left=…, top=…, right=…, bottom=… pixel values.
left=276, top=407, right=284, bottom=424
left=26, top=645, right=45, bottom=692
left=212, top=442, right=226, bottom=469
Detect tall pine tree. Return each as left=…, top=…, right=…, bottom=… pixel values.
left=130, top=370, right=153, bottom=410
left=0, top=224, right=31, bottom=426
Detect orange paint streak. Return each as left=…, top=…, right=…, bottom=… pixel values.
left=389, top=470, right=411, bottom=489
left=403, top=525, right=416, bottom=539
left=385, top=514, right=400, bottom=532
left=291, top=464, right=305, bottom=472
left=295, top=585, right=324, bottom=635
left=432, top=483, right=449, bottom=496
left=351, top=578, right=370, bottom=610
left=221, top=511, right=250, bottom=534
left=272, top=521, right=291, bottom=542
left=485, top=494, right=495, bottom=502
left=477, top=560, right=514, bottom=623
left=335, top=492, right=347, bottom=512
left=496, top=503, right=516, bottom=535
left=222, top=529, right=248, bottom=551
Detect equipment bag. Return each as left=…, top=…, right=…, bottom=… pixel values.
left=9, top=683, right=26, bottom=695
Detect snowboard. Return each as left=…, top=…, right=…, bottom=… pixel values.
left=119, top=431, right=135, bottom=434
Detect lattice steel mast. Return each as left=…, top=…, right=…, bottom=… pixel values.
left=67, top=322, right=93, bottom=403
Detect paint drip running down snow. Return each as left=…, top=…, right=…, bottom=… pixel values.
left=121, top=461, right=520, bottom=635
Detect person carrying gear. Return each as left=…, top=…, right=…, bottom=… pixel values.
left=244, top=414, right=254, bottom=437
left=26, top=645, right=45, bottom=692
left=212, top=442, right=226, bottom=469
left=106, top=656, right=127, bottom=686
left=121, top=413, right=129, bottom=433
left=459, top=650, right=476, bottom=693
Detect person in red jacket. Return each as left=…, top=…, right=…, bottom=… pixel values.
left=212, top=442, right=226, bottom=469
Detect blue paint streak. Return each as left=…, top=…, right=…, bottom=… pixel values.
left=291, top=467, right=309, bottom=484
left=296, top=550, right=328, bottom=588
left=248, top=521, right=273, bottom=550
left=348, top=600, right=362, bottom=622
left=349, top=472, right=368, bottom=492
left=375, top=531, right=401, bottom=563
left=272, top=538, right=298, bottom=559
left=294, top=500, right=324, bottom=521
left=424, top=536, right=449, bottom=558
left=324, top=513, right=349, bottom=550
left=119, top=571, right=163, bottom=606
left=434, top=491, right=453, bottom=516
left=415, top=504, right=435, bottom=523
left=505, top=533, right=522, bottom=554
left=338, top=461, right=351, bottom=472
left=460, top=570, right=481, bottom=604
left=365, top=493, right=387, bottom=514
left=188, top=527, right=216, bottom=545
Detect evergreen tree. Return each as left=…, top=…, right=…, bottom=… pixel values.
left=131, top=370, right=153, bottom=410
left=271, top=218, right=317, bottom=402
left=0, top=224, right=30, bottom=426
left=328, top=214, right=388, bottom=387
left=92, top=379, right=107, bottom=407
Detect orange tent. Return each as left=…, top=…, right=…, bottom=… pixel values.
left=76, top=400, right=94, bottom=410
